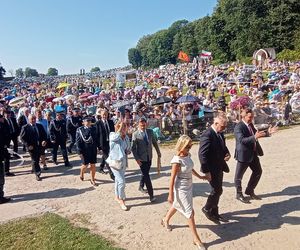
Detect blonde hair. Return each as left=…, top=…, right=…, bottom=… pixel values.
left=115, top=121, right=126, bottom=131
left=175, top=135, right=192, bottom=154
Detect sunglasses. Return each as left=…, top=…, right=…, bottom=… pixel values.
left=185, top=144, right=192, bottom=150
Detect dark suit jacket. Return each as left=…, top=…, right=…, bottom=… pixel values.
left=234, top=121, right=264, bottom=163
left=6, top=117, right=20, bottom=136
left=131, top=128, right=161, bottom=162
left=96, top=119, right=115, bottom=152
left=0, top=121, right=11, bottom=159
left=199, top=127, right=230, bottom=174
left=20, top=123, right=47, bottom=149
left=2, top=120, right=12, bottom=147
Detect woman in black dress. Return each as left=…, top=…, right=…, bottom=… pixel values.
left=76, top=116, right=99, bottom=186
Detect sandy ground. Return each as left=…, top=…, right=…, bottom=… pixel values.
left=1, top=126, right=300, bottom=250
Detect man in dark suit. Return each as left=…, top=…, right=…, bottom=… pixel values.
left=131, top=117, right=161, bottom=202
left=67, top=108, right=82, bottom=154
left=96, top=109, right=115, bottom=179
left=4, top=110, right=20, bottom=154
left=17, top=107, right=29, bottom=152
left=199, top=113, right=231, bottom=223
left=20, top=114, right=47, bottom=181
left=49, top=111, right=71, bottom=167
left=1, top=112, right=13, bottom=176
left=0, top=114, right=11, bottom=204
left=234, top=108, right=277, bottom=202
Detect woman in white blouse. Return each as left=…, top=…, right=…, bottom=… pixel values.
left=161, top=135, right=207, bottom=250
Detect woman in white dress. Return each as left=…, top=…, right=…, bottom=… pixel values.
left=161, top=135, right=207, bottom=250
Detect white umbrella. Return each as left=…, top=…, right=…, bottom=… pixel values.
left=64, top=94, right=76, bottom=101
left=53, top=97, right=65, bottom=102
left=134, top=85, right=144, bottom=92
left=9, top=96, right=25, bottom=107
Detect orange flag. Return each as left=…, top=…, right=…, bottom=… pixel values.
left=178, top=51, right=190, bottom=62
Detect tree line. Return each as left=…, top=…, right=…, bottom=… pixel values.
left=0, top=66, right=102, bottom=78
left=128, top=0, right=300, bottom=68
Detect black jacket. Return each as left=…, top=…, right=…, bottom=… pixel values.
left=95, top=119, right=115, bottom=151
left=76, top=126, right=99, bottom=154
left=234, top=121, right=264, bottom=163
left=49, top=119, right=68, bottom=142
left=67, top=116, right=82, bottom=134
left=199, top=127, right=230, bottom=174
left=6, top=117, right=20, bottom=137
left=20, top=123, right=47, bottom=149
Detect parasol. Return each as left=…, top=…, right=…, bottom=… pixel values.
left=53, top=97, right=65, bottom=102
left=175, top=95, right=199, bottom=104
left=152, top=96, right=172, bottom=106
left=229, top=96, right=252, bottom=110
left=80, top=93, right=92, bottom=99
left=112, top=100, right=135, bottom=109
left=9, top=96, right=25, bottom=107
left=134, top=85, right=144, bottom=92
left=64, top=94, right=76, bottom=101
left=56, top=82, right=71, bottom=89
left=88, top=94, right=99, bottom=99
left=45, top=96, right=55, bottom=103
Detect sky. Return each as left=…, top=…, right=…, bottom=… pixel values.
left=0, top=0, right=217, bottom=75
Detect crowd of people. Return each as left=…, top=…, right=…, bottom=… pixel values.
left=0, top=59, right=299, bottom=249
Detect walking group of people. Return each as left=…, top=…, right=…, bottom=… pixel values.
left=161, top=110, right=277, bottom=249
left=0, top=102, right=280, bottom=249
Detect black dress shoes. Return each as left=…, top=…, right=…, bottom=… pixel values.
left=0, top=197, right=11, bottom=204
left=201, top=207, right=220, bottom=224
left=64, top=162, right=72, bottom=167
left=36, top=175, right=42, bottom=181
left=214, top=214, right=229, bottom=223
left=5, top=172, right=15, bottom=177
left=245, top=192, right=262, bottom=200
left=138, top=187, right=148, bottom=194
left=99, top=169, right=106, bottom=174
left=236, top=194, right=250, bottom=204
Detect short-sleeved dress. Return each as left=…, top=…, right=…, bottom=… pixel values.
left=170, top=154, right=194, bottom=218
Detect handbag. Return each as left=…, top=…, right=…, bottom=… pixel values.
left=106, top=156, right=122, bottom=170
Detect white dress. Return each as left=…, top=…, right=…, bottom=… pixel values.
left=170, top=155, right=194, bottom=218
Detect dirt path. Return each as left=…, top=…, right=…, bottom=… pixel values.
left=1, top=126, right=300, bottom=250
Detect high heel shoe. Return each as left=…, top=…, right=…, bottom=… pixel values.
left=193, top=241, right=206, bottom=250
left=161, top=218, right=172, bottom=231
left=90, top=180, right=98, bottom=186
left=120, top=203, right=128, bottom=211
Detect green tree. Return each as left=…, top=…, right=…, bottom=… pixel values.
left=15, top=68, right=24, bottom=78
left=90, top=67, right=101, bottom=73
left=0, top=64, right=6, bottom=80
left=47, top=67, right=58, bottom=76
left=24, top=67, right=39, bottom=77
left=128, top=48, right=142, bottom=68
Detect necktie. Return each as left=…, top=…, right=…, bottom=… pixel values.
left=103, top=120, right=109, bottom=141
left=143, top=131, right=149, bottom=144
left=248, top=124, right=254, bottom=135
left=248, top=124, right=256, bottom=151
left=217, top=132, right=225, bottom=149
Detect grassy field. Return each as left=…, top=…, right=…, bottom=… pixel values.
left=0, top=213, right=121, bottom=250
